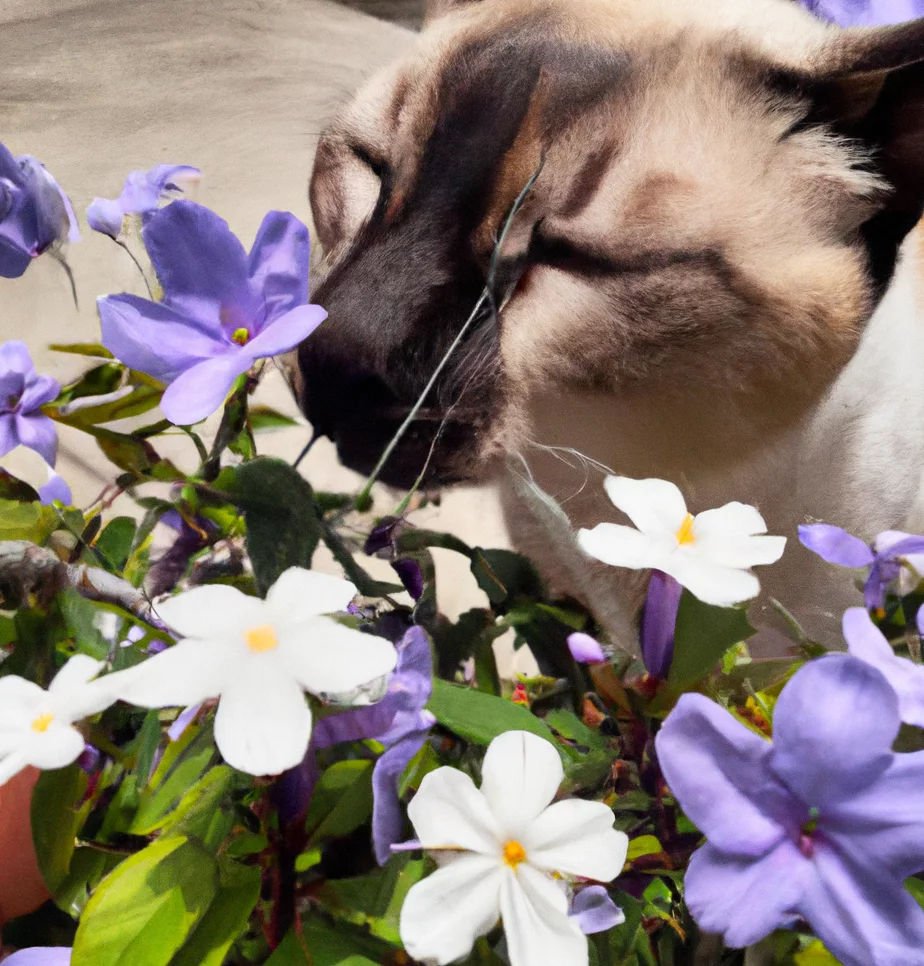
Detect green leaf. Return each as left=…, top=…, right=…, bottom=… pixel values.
left=167, top=858, right=260, bottom=966
left=320, top=517, right=403, bottom=597
left=249, top=405, right=301, bottom=432
left=470, top=548, right=544, bottom=609
left=0, top=500, right=58, bottom=542
left=50, top=342, right=115, bottom=359
left=306, top=759, right=375, bottom=845
left=31, top=764, right=89, bottom=891
left=427, top=679, right=560, bottom=751
left=668, top=592, right=756, bottom=689
left=794, top=941, right=843, bottom=966
left=71, top=835, right=217, bottom=966
left=56, top=362, right=123, bottom=403
left=58, top=386, right=162, bottom=426
left=543, top=709, right=609, bottom=750
left=57, top=589, right=109, bottom=659
left=224, top=458, right=322, bottom=593
left=267, top=918, right=393, bottom=966
left=626, top=835, right=664, bottom=862
left=130, top=737, right=215, bottom=835
left=94, top=516, right=137, bottom=571
left=92, top=429, right=183, bottom=481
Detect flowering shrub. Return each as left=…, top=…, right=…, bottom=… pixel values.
left=3, top=129, right=924, bottom=966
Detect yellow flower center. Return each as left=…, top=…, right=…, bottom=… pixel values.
left=31, top=713, right=54, bottom=733
left=245, top=624, right=278, bottom=653
left=232, top=327, right=251, bottom=345
left=503, top=840, right=527, bottom=868
left=675, top=512, right=696, bottom=547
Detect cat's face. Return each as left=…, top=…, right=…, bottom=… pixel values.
left=296, top=0, right=924, bottom=489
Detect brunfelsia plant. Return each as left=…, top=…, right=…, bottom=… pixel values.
left=3, top=149, right=924, bottom=966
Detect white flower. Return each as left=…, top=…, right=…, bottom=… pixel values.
left=399, top=730, right=627, bottom=966
left=578, top=476, right=786, bottom=608
left=0, top=654, right=114, bottom=785
left=105, top=567, right=397, bottom=776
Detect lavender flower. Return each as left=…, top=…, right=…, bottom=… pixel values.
left=799, top=0, right=924, bottom=26
left=98, top=200, right=327, bottom=425
left=656, top=655, right=924, bottom=965
left=0, top=143, right=79, bottom=278
left=0, top=341, right=61, bottom=469
left=569, top=886, right=625, bottom=934
left=639, top=569, right=683, bottom=679
left=3, top=950, right=72, bottom=966
left=843, top=607, right=924, bottom=727
left=567, top=632, right=606, bottom=664
left=312, top=626, right=435, bottom=863
left=87, top=164, right=200, bottom=239
left=799, top=523, right=924, bottom=610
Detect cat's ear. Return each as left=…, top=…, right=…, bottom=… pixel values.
left=807, top=19, right=924, bottom=287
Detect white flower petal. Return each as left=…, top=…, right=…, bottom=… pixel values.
left=279, top=618, right=397, bottom=695
left=693, top=502, right=768, bottom=537
left=664, top=553, right=761, bottom=607
left=24, top=723, right=86, bottom=770
left=48, top=655, right=115, bottom=721
left=480, top=731, right=563, bottom=837
left=400, top=855, right=503, bottom=965
left=266, top=567, right=358, bottom=624
left=409, top=767, right=502, bottom=853
left=695, top=534, right=787, bottom=570
left=154, top=585, right=266, bottom=640
left=48, top=654, right=105, bottom=694
left=214, top=665, right=312, bottom=775
left=523, top=800, right=627, bottom=882
left=0, top=676, right=44, bottom=718
left=500, top=864, right=586, bottom=966
left=0, top=750, right=29, bottom=786
left=577, top=524, right=669, bottom=570
left=603, top=477, right=688, bottom=536
left=105, top=639, right=229, bottom=708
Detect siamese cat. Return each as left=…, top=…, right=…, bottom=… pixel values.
left=296, top=0, right=924, bottom=649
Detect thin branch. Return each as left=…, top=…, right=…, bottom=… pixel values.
left=0, top=540, right=158, bottom=622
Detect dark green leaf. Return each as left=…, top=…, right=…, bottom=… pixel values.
left=543, top=709, right=609, bottom=751
left=92, top=429, right=183, bottom=481
left=668, top=592, right=756, bottom=689
left=58, top=386, right=162, bottom=426
left=56, top=363, right=123, bottom=403
left=57, top=589, right=109, bottom=660
left=94, top=516, right=137, bottom=571
left=224, top=458, right=322, bottom=593
left=130, top=738, right=215, bottom=835
left=249, top=405, right=300, bottom=432
left=470, top=548, right=544, bottom=609
left=31, top=765, right=88, bottom=891
left=50, top=342, right=115, bottom=359
left=267, top=918, right=393, bottom=966
left=320, top=518, right=403, bottom=597
left=0, top=468, right=40, bottom=502
left=306, top=760, right=375, bottom=845
left=427, top=679, right=561, bottom=751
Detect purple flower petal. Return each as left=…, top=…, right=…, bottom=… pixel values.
left=15, top=412, right=58, bottom=466
left=0, top=413, right=19, bottom=458
left=3, top=949, right=72, bottom=966
left=0, top=340, right=35, bottom=375
left=142, top=201, right=256, bottom=325
left=85, top=197, right=126, bottom=239
left=243, top=303, right=327, bottom=359
left=246, top=211, right=311, bottom=321
left=639, top=569, right=682, bottom=678
left=160, top=351, right=253, bottom=425
left=275, top=749, right=321, bottom=826
left=99, top=293, right=223, bottom=383
left=684, top=841, right=810, bottom=948
left=312, top=696, right=400, bottom=749
left=798, top=524, right=874, bottom=568
left=656, top=693, right=790, bottom=856
left=825, top=752, right=924, bottom=881
left=799, top=0, right=924, bottom=27
left=569, top=886, right=625, bottom=934
left=373, top=718, right=433, bottom=864
left=770, top=655, right=899, bottom=810
left=567, top=632, right=606, bottom=664
left=801, top=846, right=924, bottom=966
left=20, top=373, right=60, bottom=412
left=88, top=164, right=200, bottom=239
left=19, top=155, right=80, bottom=247
left=392, top=558, right=424, bottom=601
left=844, top=608, right=924, bottom=729
left=38, top=467, right=71, bottom=506
left=866, top=536, right=924, bottom=610
left=167, top=702, right=202, bottom=742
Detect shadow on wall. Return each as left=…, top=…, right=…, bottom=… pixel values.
left=332, top=0, right=424, bottom=30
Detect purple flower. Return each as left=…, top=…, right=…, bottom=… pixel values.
left=799, top=523, right=924, bottom=610
left=3, top=950, right=72, bottom=966
left=567, top=632, right=606, bottom=664
left=0, top=143, right=79, bottom=278
left=569, top=886, right=625, bottom=935
left=38, top=465, right=72, bottom=507
left=0, top=341, right=62, bottom=467
left=312, top=626, right=435, bottom=863
left=843, top=607, right=924, bottom=728
left=799, top=0, right=924, bottom=25
left=98, top=201, right=327, bottom=425
left=656, top=655, right=924, bottom=965
left=639, top=569, right=683, bottom=679
left=87, top=164, right=200, bottom=239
